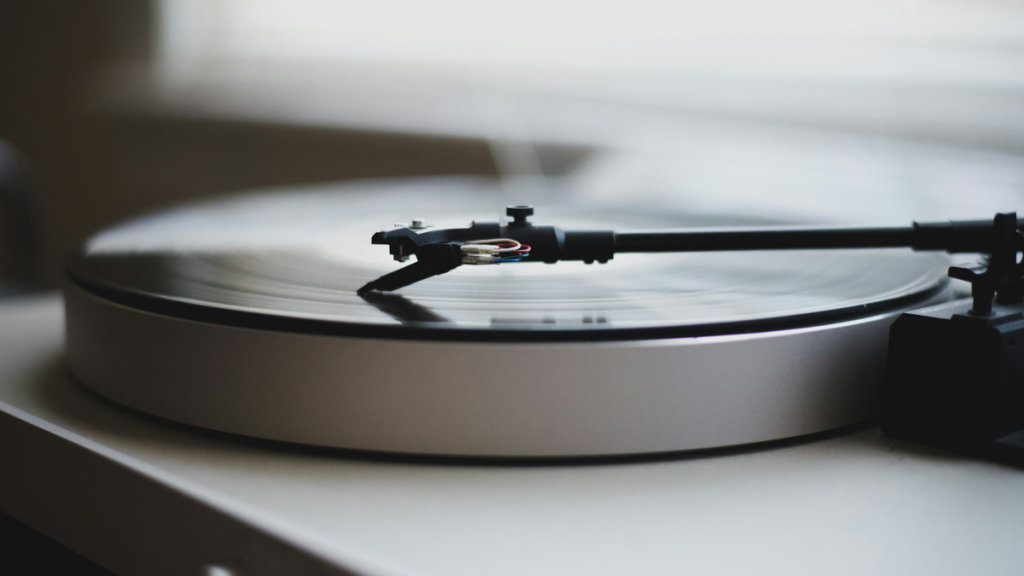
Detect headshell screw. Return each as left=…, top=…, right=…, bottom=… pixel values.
left=507, top=205, right=534, bottom=227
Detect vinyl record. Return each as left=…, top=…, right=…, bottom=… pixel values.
left=67, top=178, right=948, bottom=341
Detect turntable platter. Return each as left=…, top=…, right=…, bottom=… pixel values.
left=63, top=178, right=951, bottom=457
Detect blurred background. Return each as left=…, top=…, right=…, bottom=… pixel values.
left=2, top=0, right=1023, bottom=292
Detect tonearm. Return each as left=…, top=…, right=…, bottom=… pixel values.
left=362, top=206, right=1024, bottom=315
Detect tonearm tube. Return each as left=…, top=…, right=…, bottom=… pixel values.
left=362, top=207, right=1024, bottom=315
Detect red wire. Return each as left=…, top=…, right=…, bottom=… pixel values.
left=495, top=242, right=530, bottom=254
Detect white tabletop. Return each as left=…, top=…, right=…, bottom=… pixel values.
left=1, top=294, right=1022, bottom=576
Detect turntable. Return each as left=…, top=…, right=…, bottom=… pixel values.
left=60, top=177, right=970, bottom=457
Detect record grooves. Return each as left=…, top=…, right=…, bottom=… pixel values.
left=65, top=261, right=948, bottom=342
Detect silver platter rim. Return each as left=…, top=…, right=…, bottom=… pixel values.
left=65, top=281, right=950, bottom=458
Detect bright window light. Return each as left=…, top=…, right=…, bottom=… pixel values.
left=159, top=0, right=1024, bottom=86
